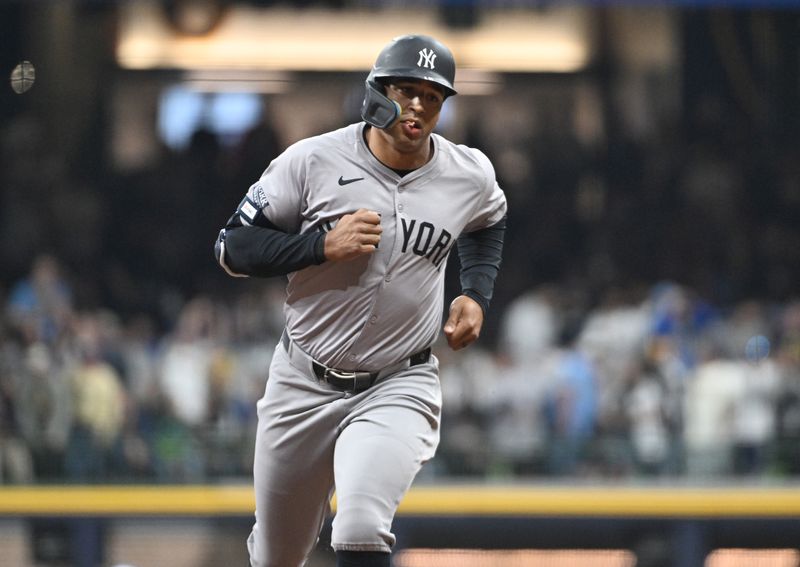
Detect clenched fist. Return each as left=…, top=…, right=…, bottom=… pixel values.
left=324, top=209, right=383, bottom=261
left=443, top=295, right=484, bottom=351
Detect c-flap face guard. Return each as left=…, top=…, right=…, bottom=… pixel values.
left=361, top=80, right=402, bottom=129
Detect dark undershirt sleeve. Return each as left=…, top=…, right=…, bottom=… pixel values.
left=456, top=215, right=506, bottom=315
left=214, top=215, right=327, bottom=278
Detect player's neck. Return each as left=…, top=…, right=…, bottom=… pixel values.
left=364, top=126, right=433, bottom=171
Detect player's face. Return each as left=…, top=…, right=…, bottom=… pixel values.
left=384, top=79, right=444, bottom=147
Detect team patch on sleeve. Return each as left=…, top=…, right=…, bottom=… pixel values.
left=251, top=183, right=270, bottom=209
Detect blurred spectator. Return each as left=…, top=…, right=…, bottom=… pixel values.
left=498, top=286, right=559, bottom=364
left=115, top=314, right=162, bottom=479
left=211, top=342, right=272, bottom=476
left=483, top=349, right=553, bottom=477
left=64, top=313, right=127, bottom=481
left=623, top=357, right=671, bottom=476
left=119, top=314, right=162, bottom=408
left=730, top=356, right=780, bottom=476
left=151, top=296, right=228, bottom=481
left=578, top=286, right=649, bottom=436
left=158, top=297, right=219, bottom=428
left=13, top=342, right=72, bottom=480
left=435, top=343, right=495, bottom=477
left=0, top=330, right=34, bottom=483
left=683, top=357, right=741, bottom=476
left=6, top=254, right=73, bottom=345
left=544, top=321, right=598, bottom=476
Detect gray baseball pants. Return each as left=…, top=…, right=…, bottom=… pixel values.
left=247, top=337, right=441, bottom=567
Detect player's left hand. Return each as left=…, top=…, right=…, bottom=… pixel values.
left=443, top=295, right=484, bottom=351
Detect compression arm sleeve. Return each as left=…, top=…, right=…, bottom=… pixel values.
left=456, top=215, right=506, bottom=315
left=214, top=217, right=327, bottom=278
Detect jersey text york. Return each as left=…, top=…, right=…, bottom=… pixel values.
left=400, top=217, right=453, bottom=268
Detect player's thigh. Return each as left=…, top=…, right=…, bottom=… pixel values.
left=331, top=376, right=441, bottom=547
left=335, top=401, right=439, bottom=506
left=335, top=363, right=442, bottom=489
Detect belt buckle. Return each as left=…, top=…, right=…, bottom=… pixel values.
left=325, top=368, right=373, bottom=392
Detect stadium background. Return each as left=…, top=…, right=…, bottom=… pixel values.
left=1, top=1, right=800, bottom=566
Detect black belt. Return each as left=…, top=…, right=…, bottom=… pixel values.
left=281, top=332, right=431, bottom=393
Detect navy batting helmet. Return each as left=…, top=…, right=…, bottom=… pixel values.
left=361, top=34, right=457, bottom=129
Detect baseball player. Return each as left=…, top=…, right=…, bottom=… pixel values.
left=214, top=34, right=507, bottom=567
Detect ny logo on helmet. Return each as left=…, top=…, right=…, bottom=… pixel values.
left=417, top=48, right=437, bottom=69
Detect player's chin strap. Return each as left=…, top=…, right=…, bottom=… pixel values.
left=361, top=80, right=402, bottom=129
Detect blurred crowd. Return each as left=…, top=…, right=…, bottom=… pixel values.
left=0, top=253, right=286, bottom=484
left=436, top=283, right=800, bottom=480
left=1, top=251, right=799, bottom=485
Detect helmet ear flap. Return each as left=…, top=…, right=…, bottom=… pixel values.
left=361, top=80, right=402, bottom=129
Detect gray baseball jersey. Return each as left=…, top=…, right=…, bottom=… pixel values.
left=240, top=122, right=506, bottom=567
left=244, top=122, right=506, bottom=369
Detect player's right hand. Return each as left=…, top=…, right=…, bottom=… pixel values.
left=323, top=209, right=382, bottom=261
